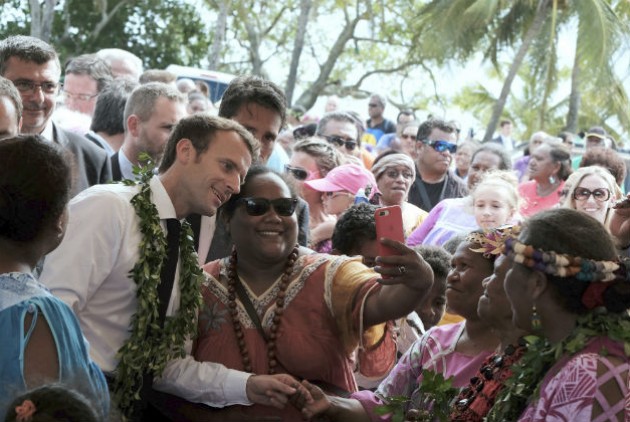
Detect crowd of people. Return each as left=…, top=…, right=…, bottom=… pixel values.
left=0, top=33, right=628, bottom=422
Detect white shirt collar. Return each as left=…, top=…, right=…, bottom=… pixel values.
left=150, top=175, right=178, bottom=220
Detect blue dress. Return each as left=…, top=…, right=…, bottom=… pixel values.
left=0, top=272, right=109, bottom=418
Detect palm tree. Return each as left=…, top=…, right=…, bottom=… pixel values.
left=417, top=0, right=628, bottom=141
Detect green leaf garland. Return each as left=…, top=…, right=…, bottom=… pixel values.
left=112, top=159, right=204, bottom=416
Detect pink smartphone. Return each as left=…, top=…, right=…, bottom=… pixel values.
left=375, top=205, right=404, bottom=258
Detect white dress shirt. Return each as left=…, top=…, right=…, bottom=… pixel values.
left=40, top=176, right=251, bottom=407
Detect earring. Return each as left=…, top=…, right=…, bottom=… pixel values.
left=549, top=175, right=557, bottom=184
left=531, top=304, right=542, bottom=331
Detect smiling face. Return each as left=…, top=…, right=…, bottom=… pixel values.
left=478, top=254, right=513, bottom=326
left=527, top=144, right=559, bottom=183
left=445, top=241, right=494, bottom=319
left=473, top=185, right=515, bottom=229
left=377, top=165, right=414, bottom=206
left=178, top=130, right=252, bottom=218
left=571, top=174, right=613, bottom=224
left=229, top=172, right=298, bottom=265
left=503, top=255, right=537, bottom=332
left=3, top=57, right=60, bottom=135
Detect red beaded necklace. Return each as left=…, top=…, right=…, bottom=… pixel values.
left=226, top=245, right=299, bottom=374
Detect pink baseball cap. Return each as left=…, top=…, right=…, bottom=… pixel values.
left=304, top=164, right=380, bottom=199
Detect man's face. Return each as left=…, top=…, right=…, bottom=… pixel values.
left=63, top=73, right=98, bottom=116
left=132, top=97, right=186, bottom=162
left=231, top=102, right=282, bottom=164
left=416, top=128, right=456, bottom=175
left=500, top=122, right=512, bottom=136
left=3, top=57, right=60, bottom=135
left=182, top=130, right=252, bottom=217
left=586, top=135, right=607, bottom=150
left=368, top=96, right=383, bottom=119
left=320, top=119, right=359, bottom=158
left=0, top=96, right=20, bottom=139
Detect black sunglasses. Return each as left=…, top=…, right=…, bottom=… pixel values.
left=421, top=139, right=457, bottom=154
left=237, top=197, right=298, bottom=216
left=324, top=135, right=357, bottom=151
left=284, top=165, right=308, bottom=181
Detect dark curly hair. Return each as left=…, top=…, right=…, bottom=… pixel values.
left=0, top=135, right=72, bottom=242
left=520, top=208, right=630, bottom=314
left=412, top=245, right=451, bottom=281
left=4, top=384, right=100, bottom=422
left=579, top=146, right=627, bottom=186
left=331, top=203, right=378, bottom=255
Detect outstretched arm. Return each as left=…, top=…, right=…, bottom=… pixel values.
left=363, top=238, right=434, bottom=327
left=299, top=380, right=371, bottom=422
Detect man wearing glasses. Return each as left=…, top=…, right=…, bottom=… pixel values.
left=316, top=110, right=374, bottom=168
left=63, top=53, right=113, bottom=117
left=365, top=93, right=396, bottom=143
left=408, top=118, right=468, bottom=212
left=0, top=36, right=111, bottom=195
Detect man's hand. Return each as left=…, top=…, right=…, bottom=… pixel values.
left=245, top=374, right=312, bottom=409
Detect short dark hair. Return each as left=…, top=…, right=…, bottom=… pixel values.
left=5, top=384, right=99, bottom=422
left=0, top=135, right=71, bottom=242
left=0, top=35, right=60, bottom=75
left=64, top=53, right=113, bottom=92
left=396, top=109, right=416, bottom=123
left=331, top=203, right=378, bottom=254
left=416, top=118, right=457, bottom=142
left=316, top=111, right=362, bottom=143
left=0, top=75, right=22, bottom=121
left=413, top=245, right=451, bottom=281
left=158, top=113, right=260, bottom=173
left=546, top=141, right=572, bottom=181
left=219, top=75, right=287, bottom=129
left=220, top=165, right=296, bottom=221
left=579, top=146, right=627, bottom=186
left=90, top=78, right=138, bottom=135
left=499, top=119, right=512, bottom=127
left=471, top=143, right=512, bottom=171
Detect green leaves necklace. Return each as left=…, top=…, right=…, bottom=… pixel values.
left=112, top=162, right=203, bottom=416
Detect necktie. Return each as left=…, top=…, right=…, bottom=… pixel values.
left=157, top=218, right=181, bottom=327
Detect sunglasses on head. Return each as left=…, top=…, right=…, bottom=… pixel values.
left=237, top=197, right=298, bottom=217
left=421, top=139, right=457, bottom=154
left=284, top=165, right=310, bottom=181
left=324, top=135, right=357, bottom=151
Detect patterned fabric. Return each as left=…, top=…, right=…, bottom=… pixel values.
left=519, top=337, right=629, bottom=421
left=194, top=254, right=396, bottom=420
left=0, top=273, right=109, bottom=418
left=353, top=322, right=493, bottom=422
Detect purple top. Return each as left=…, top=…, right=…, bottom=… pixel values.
left=406, top=198, right=477, bottom=247
left=352, top=322, right=492, bottom=421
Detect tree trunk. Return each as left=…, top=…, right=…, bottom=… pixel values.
left=285, top=0, right=312, bottom=105
left=208, top=2, right=230, bottom=70
left=564, top=39, right=581, bottom=133
left=29, top=0, right=56, bottom=42
left=293, top=14, right=362, bottom=110
left=483, top=0, right=550, bottom=143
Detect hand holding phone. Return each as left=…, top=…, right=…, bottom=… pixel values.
left=375, top=206, right=404, bottom=278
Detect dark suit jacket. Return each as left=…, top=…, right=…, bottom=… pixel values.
left=189, top=198, right=311, bottom=264
left=110, top=151, right=123, bottom=182
left=408, top=170, right=468, bottom=212
left=53, top=123, right=112, bottom=195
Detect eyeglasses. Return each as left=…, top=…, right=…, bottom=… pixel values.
left=12, top=80, right=59, bottom=95
left=368, top=103, right=379, bottom=108
left=400, top=134, right=415, bottom=140
left=284, top=165, right=317, bottom=181
left=324, top=135, right=357, bottom=151
left=421, top=139, right=457, bottom=154
left=237, top=197, right=298, bottom=216
left=573, top=187, right=611, bottom=202
left=385, top=169, right=414, bottom=180
left=63, top=90, right=98, bottom=102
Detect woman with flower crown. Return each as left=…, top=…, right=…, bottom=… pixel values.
left=489, top=208, right=630, bottom=421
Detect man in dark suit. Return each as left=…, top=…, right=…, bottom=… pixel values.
left=490, top=119, right=517, bottom=152
left=0, top=35, right=111, bottom=195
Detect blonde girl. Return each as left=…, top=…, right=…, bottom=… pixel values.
left=471, top=171, right=520, bottom=230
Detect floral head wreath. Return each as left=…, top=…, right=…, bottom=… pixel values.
left=503, top=237, right=624, bottom=310
left=466, top=224, right=521, bottom=259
